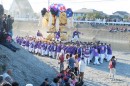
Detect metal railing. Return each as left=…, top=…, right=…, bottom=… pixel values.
left=74, top=20, right=130, bottom=25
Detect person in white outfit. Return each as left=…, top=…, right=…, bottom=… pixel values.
left=84, top=46, right=90, bottom=65
left=79, top=57, right=86, bottom=82
left=26, top=84, right=33, bottom=86
left=99, top=43, right=105, bottom=64
left=94, top=49, right=100, bottom=65
left=2, top=69, right=13, bottom=84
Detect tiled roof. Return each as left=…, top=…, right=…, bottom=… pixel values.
left=74, top=8, right=97, bottom=13
left=113, top=11, right=129, bottom=15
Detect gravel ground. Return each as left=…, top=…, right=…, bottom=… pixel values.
left=0, top=43, right=57, bottom=86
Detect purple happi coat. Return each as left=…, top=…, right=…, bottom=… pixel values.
left=34, top=42, right=38, bottom=49
left=71, top=46, right=77, bottom=55
left=37, top=42, right=42, bottom=49
left=93, top=49, right=99, bottom=57
left=55, top=31, right=60, bottom=39
left=25, top=40, right=29, bottom=47
left=107, top=46, right=112, bottom=55
left=100, top=45, right=105, bottom=54
left=56, top=45, right=61, bottom=53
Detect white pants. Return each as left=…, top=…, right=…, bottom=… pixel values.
left=100, top=54, right=105, bottom=63
left=107, top=55, right=112, bottom=61
left=55, top=38, right=61, bottom=42
left=38, top=49, right=42, bottom=54
left=52, top=51, right=56, bottom=58
left=25, top=46, right=29, bottom=50
left=45, top=49, right=49, bottom=55
left=29, top=47, right=34, bottom=53
left=110, top=68, right=116, bottom=79
left=90, top=53, right=94, bottom=61
left=61, top=49, right=64, bottom=54
left=21, top=45, right=25, bottom=48
left=41, top=49, right=45, bottom=56
left=105, top=50, right=108, bottom=58
left=85, top=57, right=90, bottom=65
left=29, top=46, right=32, bottom=52
left=32, top=48, right=35, bottom=53
left=94, top=56, right=100, bottom=65
left=35, top=48, right=38, bottom=54
left=72, top=35, right=79, bottom=42
left=49, top=51, right=52, bottom=57
left=56, top=52, right=60, bottom=59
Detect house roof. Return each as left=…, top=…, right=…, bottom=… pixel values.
left=113, top=11, right=129, bottom=15
left=74, top=8, right=97, bottom=13
left=109, top=15, right=123, bottom=19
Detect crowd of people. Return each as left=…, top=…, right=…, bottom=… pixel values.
left=0, top=69, right=19, bottom=86
left=13, top=34, right=115, bottom=86
left=0, top=11, right=117, bottom=86
left=16, top=35, right=113, bottom=64
left=1, top=14, right=14, bottom=37
left=108, top=26, right=128, bottom=32
left=0, top=14, right=20, bottom=52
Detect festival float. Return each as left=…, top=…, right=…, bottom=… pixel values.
left=41, top=4, right=73, bottom=41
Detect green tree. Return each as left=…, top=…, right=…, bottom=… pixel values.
left=123, top=15, right=130, bottom=22
left=86, top=11, right=106, bottom=20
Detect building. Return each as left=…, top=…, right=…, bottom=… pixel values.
left=113, top=11, right=129, bottom=18
left=73, top=8, right=106, bottom=20
left=74, top=8, right=97, bottom=19
left=108, top=15, right=123, bottom=22
left=9, top=0, right=34, bottom=18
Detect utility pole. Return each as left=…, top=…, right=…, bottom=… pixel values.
left=48, top=0, right=50, bottom=8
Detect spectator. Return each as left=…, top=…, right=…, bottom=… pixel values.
left=58, top=53, right=64, bottom=72
left=79, top=57, right=86, bottom=82
left=64, top=77, right=70, bottom=86
left=0, top=33, right=20, bottom=52
left=68, top=54, right=75, bottom=72
left=12, top=82, right=19, bottom=86
left=70, top=73, right=78, bottom=86
left=3, top=83, right=11, bottom=86
left=108, top=56, right=116, bottom=80
left=26, top=84, right=33, bottom=86
left=2, top=14, right=7, bottom=32
left=2, top=69, right=14, bottom=84
left=6, top=15, right=14, bottom=37
left=74, top=54, right=79, bottom=76
left=50, top=78, right=60, bottom=86
left=0, top=4, right=4, bottom=30
left=40, top=78, right=49, bottom=86
left=0, top=75, right=3, bottom=85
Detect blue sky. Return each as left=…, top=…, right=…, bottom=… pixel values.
left=1, top=0, right=130, bottom=15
